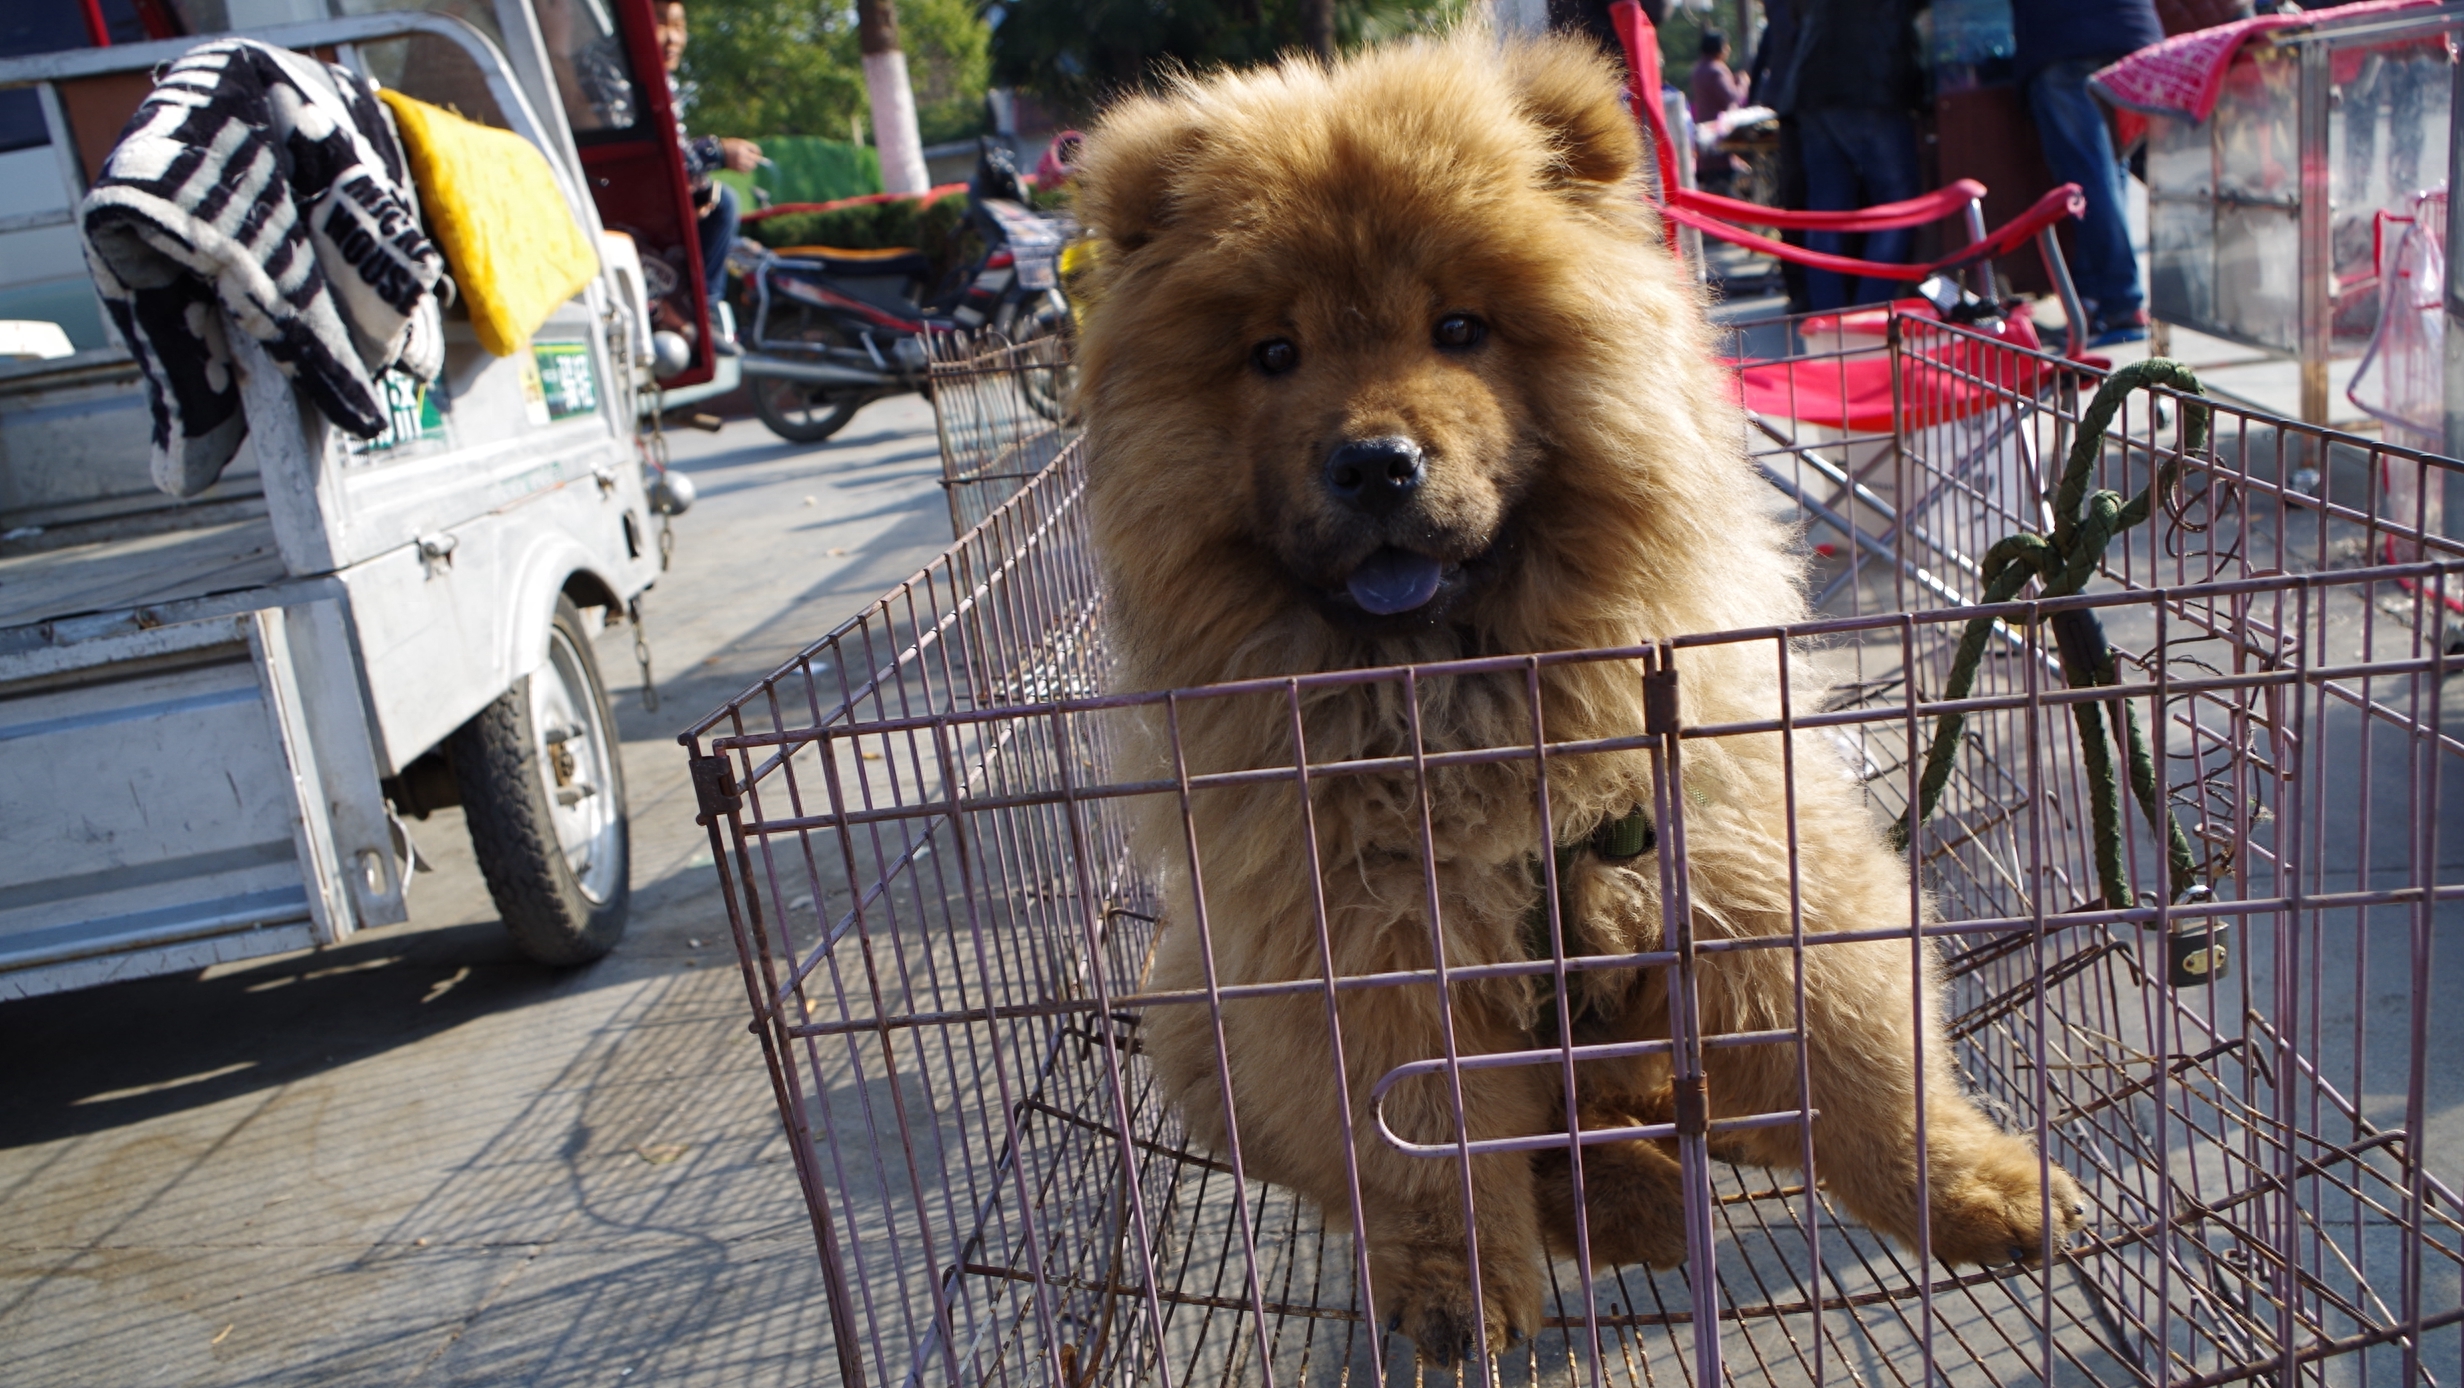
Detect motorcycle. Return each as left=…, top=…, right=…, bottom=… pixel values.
left=735, top=142, right=1073, bottom=442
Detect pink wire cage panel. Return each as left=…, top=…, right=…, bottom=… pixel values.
left=679, top=311, right=2464, bottom=1387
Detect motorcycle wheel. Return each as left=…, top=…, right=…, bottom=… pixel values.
left=753, top=378, right=868, bottom=443
left=1001, top=290, right=1075, bottom=424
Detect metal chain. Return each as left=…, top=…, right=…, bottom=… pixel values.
left=614, top=299, right=670, bottom=710
left=628, top=594, right=659, bottom=713
left=642, top=379, right=681, bottom=573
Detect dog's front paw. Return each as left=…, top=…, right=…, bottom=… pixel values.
left=1371, top=1243, right=1543, bottom=1368
left=1927, top=1137, right=2087, bottom=1267
left=1537, top=1139, right=1691, bottom=1269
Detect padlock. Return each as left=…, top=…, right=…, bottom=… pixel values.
left=2168, top=925, right=2229, bottom=987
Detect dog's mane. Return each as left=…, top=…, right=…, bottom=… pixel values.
left=1075, top=26, right=1819, bottom=924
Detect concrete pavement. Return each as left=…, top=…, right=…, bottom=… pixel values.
left=7, top=273, right=2460, bottom=1388
left=0, top=395, right=956, bottom=1387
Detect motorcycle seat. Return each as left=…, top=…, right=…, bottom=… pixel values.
left=772, top=245, right=936, bottom=281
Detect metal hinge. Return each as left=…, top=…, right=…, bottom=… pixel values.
left=690, top=753, right=741, bottom=825
left=1644, top=666, right=1681, bottom=736
left=1672, top=1073, right=1709, bottom=1138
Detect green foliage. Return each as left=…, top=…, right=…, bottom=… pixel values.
left=900, top=0, right=996, bottom=144
left=752, top=136, right=885, bottom=202
left=1653, top=0, right=1758, bottom=83
left=988, top=0, right=1466, bottom=118
left=744, top=193, right=972, bottom=277
left=677, top=0, right=992, bottom=144
left=675, top=0, right=866, bottom=138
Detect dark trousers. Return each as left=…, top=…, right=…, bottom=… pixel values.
left=2027, top=57, right=2141, bottom=321
left=1798, top=105, right=1922, bottom=311
left=696, top=181, right=738, bottom=313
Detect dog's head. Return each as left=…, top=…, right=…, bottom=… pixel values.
left=1077, top=29, right=1721, bottom=675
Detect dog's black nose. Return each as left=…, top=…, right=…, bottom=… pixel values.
left=1324, top=436, right=1425, bottom=513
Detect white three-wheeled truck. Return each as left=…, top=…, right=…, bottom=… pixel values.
left=0, top=0, right=736, bottom=998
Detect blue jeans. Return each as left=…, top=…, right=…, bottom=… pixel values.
left=696, top=181, right=739, bottom=311
left=1798, top=105, right=1922, bottom=311
left=2027, top=57, right=2140, bottom=322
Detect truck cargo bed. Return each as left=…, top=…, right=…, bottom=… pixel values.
left=0, top=507, right=286, bottom=635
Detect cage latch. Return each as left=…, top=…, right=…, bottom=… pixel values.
left=1672, top=1073, right=1709, bottom=1138
left=690, top=753, right=742, bottom=825
left=2162, top=884, right=2227, bottom=987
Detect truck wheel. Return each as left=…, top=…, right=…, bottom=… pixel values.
left=450, top=597, right=630, bottom=965
left=753, top=378, right=866, bottom=442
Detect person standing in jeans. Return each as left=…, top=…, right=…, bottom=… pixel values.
left=1766, top=0, right=1929, bottom=310
left=2013, top=0, right=2162, bottom=345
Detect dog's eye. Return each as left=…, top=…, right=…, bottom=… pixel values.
left=1434, top=313, right=1486, bottom=350
left=1252, top=339, right=1298, bottom=375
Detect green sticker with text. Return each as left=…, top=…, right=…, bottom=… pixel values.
left=359, top=372, right=445, bottom=453
left=533, top=342, right=600, bottom=421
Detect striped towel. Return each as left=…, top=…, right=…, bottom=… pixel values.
left=81, top=39, right=446, bottom=497
left=2090, top=0, right=2436, bottom=124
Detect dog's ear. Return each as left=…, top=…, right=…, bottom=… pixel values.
left=1077, top=96, right=1210, bottom=256
left=1504, top=37, right=1645, bottom=198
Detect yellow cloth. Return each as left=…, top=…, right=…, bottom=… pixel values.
left=378, top=90, right=599, bottom=357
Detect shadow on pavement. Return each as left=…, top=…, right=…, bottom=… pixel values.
left=0, top=921, right=591, bottom=1150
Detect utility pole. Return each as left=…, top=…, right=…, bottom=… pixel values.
left=856, top=0, right=930, bottom=194
left=1300, top=0, right=1334, bottom=58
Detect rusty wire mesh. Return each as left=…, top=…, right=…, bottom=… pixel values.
left=682, top=308, right=2464, bottom=1387
left=928, top=329, right=1077, bottom=538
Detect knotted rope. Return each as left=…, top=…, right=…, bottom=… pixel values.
left=1890, top=359, right=2209, bottom=911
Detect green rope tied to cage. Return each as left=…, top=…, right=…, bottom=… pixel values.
left=1889, top=359, right=2209, bottom=911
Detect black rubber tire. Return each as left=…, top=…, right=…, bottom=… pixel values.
left=999, top=290, right=1076, bottom=423
left=753, top=376, right=868, bottom=442
left=449, top=597, right=630, bottom=965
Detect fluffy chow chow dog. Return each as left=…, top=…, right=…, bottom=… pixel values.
left=1070, top=25, right=2083, bottom=1365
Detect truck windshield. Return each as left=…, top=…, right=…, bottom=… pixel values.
left=532, top=0, right=638, bottom=133
left=164, top=0, right=642, bottom=139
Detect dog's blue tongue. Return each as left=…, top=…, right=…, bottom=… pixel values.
left=1346, top=549, right=1445, bottom=615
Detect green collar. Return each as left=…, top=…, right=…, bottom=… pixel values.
left=1517, top=803, right=1655, bottom=976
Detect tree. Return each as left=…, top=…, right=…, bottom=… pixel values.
left=674, top=0, right=867, bottom=139
left=858, top=0, right=930, bottom=193
left=1301, top=0, right=1334, bottom=56
left=987, top=0, right=1462, bottom=118
left=677, top=0, right=991, bottom=147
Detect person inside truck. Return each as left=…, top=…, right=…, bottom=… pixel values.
left=655, top=0, right=760, bottom=346
left=536, top=0, right=639, bottom=131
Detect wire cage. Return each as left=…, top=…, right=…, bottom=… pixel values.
left=926, top=330, right=1077, bottom=539
left=680, top=305, right=2464, bottom=1387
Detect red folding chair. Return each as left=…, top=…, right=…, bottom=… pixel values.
left=1604, top=0, right=2093, bottom=357
left=1602, top=1, right=2107, bottom=613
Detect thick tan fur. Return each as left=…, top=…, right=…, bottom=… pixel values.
left=1073, top=26, right=2082, bottom=1366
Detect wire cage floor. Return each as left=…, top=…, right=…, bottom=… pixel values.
left=681, top=312, right=2464, bottom=1387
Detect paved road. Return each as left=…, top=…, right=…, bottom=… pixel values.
left=8, top=346, right=2461, bottom=1388
left=0, top=396, right=955, bottom=1387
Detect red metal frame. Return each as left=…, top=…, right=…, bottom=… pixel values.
left=580, top=0, right=717, bottom=388
left=1605, top=0, right=2088, bottom=307
left=741, top=183, right=968, bottom=227
left=1661, top=182, right=2086, bottom=284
